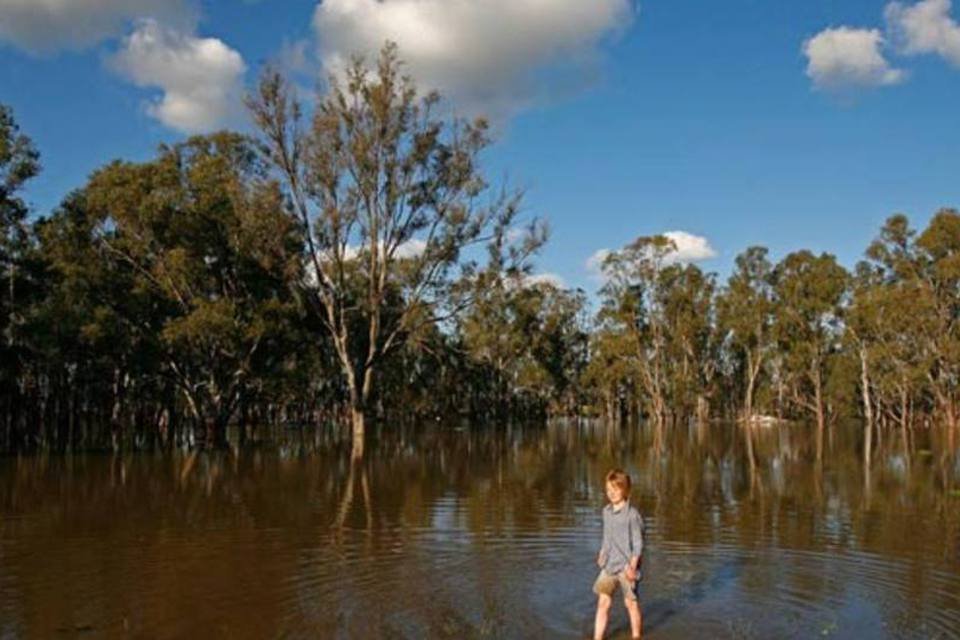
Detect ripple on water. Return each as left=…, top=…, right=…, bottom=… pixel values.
left=3, top=425, right=960, bottom=639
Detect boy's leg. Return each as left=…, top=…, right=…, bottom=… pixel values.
left=624, top=597, right=643, bottom=639
left=593, top=593, right=612, bottom=640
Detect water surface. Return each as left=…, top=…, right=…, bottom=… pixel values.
left=1, top=422, right=958, bottom=638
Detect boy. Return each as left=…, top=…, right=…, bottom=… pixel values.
left=593, top=468, right=644, bottom=640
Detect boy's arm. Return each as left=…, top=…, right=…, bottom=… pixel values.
left=629, top=510, right=644, bottom=561
left=597, top=511, right=610, bottom=566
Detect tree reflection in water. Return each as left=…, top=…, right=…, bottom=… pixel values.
left=0, top=421, right=958, bottom=638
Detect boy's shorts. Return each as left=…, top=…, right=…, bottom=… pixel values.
left=592, top=569, right=640, bottom=601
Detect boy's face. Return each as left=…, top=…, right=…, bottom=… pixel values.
left=605, top=481, right=625, bottom=504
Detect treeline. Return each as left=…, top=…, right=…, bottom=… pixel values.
left=587, top=219, right=959, bottom=438
left=1, top=46, right=957, bottom=456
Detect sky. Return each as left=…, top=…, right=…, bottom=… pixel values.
left=1, top=0, right=959, bottom=293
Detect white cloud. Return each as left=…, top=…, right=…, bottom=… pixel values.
left=394, top=239, right=427, bottom=259
left=0, top=0, right=194, bottom=53
left=662, top=231, right=717, bottom=263
left=803, top=26, right=905, bottom=90
left=586, top=248, right=612, bottom=280
left=336, top=238, right=429, bottom=261
left=311, top=0, right=634, bottom=120
left=886, top=0, right=960, bottom=66
left=110, top=20, right=246, bottom=134
left=525, top=272, right=567, bottom=289
left=586, top=231, right=716, bottom=280
left=278, top=37, right=313, bottom=76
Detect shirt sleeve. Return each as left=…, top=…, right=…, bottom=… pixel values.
left=599, top=509, right=610, bottom=557
left=629, top=509, right=644, bottom=558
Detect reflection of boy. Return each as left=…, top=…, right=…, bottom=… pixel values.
left=593, top=468, right=644, bottom=640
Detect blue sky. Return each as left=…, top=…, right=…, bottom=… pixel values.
left=2, top=0, right=958, bottom=292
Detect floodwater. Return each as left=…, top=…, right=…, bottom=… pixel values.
left=1, top=421, right=959, bottom=639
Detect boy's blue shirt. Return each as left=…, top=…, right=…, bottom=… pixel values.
left=600, top=502, right=645, bottom=575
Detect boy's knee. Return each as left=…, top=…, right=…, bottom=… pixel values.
left=597, top=594, right=612, bottom=609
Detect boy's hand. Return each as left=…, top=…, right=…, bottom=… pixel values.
left=624, top=566, right=637, bottom=582
left=596, top=552, right=606, bottom=568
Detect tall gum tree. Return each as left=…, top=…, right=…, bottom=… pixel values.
left=597, top=236, right=676, bottom=431
left=717, top=247, right=775, bottom=424
left=1, top=104, right=40, bottom=352
left=916, top=209, right=960, bottom=430
left=84, top=133, right=301, bottom=448
left=772, top=250, right=848, bottom=436
left=247, top=44, right=540, bottom=459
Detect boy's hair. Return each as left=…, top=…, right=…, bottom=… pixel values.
left=605, top=468, right=631, bottom=497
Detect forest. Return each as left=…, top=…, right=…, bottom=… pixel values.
left=1, top=47, right=958, bottom=459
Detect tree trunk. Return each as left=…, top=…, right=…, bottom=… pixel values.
left=350, top=406, right=365, bottom=461
left=744, top=351, right=761, bottom=423
left=859, top=345, right=873, bottom=469
left=813, top=368, right=825, bottom=436
left=899, top=384, right=909, bottom=432
left=204, top=415, right=228, bottom=449
left=696, top=394, right=710, bottom=425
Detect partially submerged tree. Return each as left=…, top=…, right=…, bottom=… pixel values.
left=915, top=209, right=960, bottom=431
left=1, top=105, right=40, bottom=349
left=461, top=274, right=587, bottom=418
left=717, top=246, right=775, bottom=423
left=247, top=44, right=541, bottom=457
left=772, top=250, right=848, bottom=434
left=0, top=104, right=41, bottom=446
left=596, top=236, right=676, bottom=430
left=83, top=133, right=301, bottom=447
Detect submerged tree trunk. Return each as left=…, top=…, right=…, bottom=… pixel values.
left=696, top=394, right=710, bottom=425
left=743, top=351, right=762, bottom=423
left=813, top=366, right=826, bottom=436
left=859, top=346, right=873, bottom=469
left=350, top=406, right=365, bottom=461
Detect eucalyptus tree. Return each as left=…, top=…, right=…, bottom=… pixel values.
left=717, top=247, right=775, bottom=423
left=526, top=283, right=590, bottom=415
left=847, top=262, right=881, bottom=437
left=848, top=260, right=933, bottom=431
left=0, top=104, right=39, bottom=345
left=859, top=214, right=947, bottom=428
left=460, top=271, right=587, bottom=417
left=0, top=104, right=40, bottom=445
left=915, top=209, right=960, bottom=431
left=247, top=44, right=541, bottom=458
left=658, top=262, right=717, bottom=422
left=31, top=192, right=148, bottom=448
left=596, top=236, right=676, bottom=430
left=459, top=269, right=529, bottom=416
left=772, top=251, right=848, bottom=434
left=83, top=132, right=301, bottom=447
left=582, top=326, right=636, bottom=423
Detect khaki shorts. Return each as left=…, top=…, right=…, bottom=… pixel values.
left=593, top=569, right=639, bottom=601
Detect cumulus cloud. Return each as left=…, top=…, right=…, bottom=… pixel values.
left=334, top=238, right=429, bottom=261
left=586, top=231, right=716, bottom=280
left=311, top=0, right=634, bottom=120
left=802, top=26, right=905, bottom=90
left=0, top=0, right=194, bottom=53
left=886, top=0, right=960, bottom=66
left=110, top=20, right=246, bottom=134
left=394, top=239, right=427, bottom=259
left=524, top=272, right=567, bottom=289
left=662, top=231, right=718, bottom=263
left=586, top=248, right=612, bottom=280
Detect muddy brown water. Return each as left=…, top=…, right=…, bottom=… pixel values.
left=1, top=421, right=958, bottom=639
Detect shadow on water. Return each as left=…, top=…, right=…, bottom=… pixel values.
left=639, top=555, right=747, bottom=635
left=1, top=419, right=959, bottom=638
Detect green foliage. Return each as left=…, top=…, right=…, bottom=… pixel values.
left=3, top=72, right=960, bottom=452
left=77, top=132, right=302, bottom=445
left=248, top=42, right=545, bottom=449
